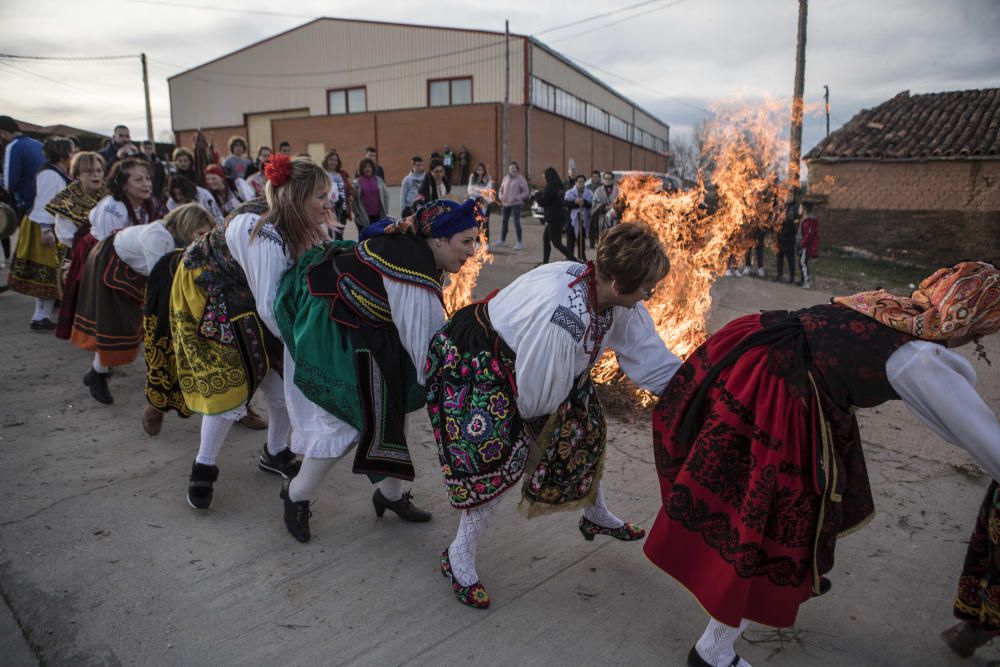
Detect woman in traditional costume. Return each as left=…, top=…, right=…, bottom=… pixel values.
left=426, top=222, right=681, bottom=608
left=171, top=155, right=326, bottom=510
left=8, top=136, right=74, bottom=330
left=645, top=261, right=1000, bottom=667
left=140, top=204, right=215, bottom=435
left=69, top=159, right=163, bottom=404
left=50, top=151, right=108, bottom=340
left=203, top=164, right=254, bottom=225
left=942, top=481, right=1000, bottom=659
left=274, top=198, right=482, bottom=543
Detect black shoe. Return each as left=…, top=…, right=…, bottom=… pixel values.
left=30, top=318, right=56, bottom=331
left=687, top=645, right=745, bottom=667
left=372, top=488, right=432, bottom=522
left=83, top=368, right=113, bottom=404
left=280, top=479, right=311, bottom=542
left=258, top=445, right=301, bottom=479
left=187, top=462, right=219, bottom=510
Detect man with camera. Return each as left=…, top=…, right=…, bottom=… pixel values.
left=100, top=125, right=142, bottom=173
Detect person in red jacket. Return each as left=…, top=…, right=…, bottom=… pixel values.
left=798, top=202, right=819, bottom=289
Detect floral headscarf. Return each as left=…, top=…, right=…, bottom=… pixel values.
left=833, top=261, right=1000, bottom=340
left=359, top=198, right=485, bottom=241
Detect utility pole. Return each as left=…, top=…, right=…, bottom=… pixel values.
left=823, top=84, right=830, bottom=137
left=788, top=0, right=807, bottom=196
left=503, top=20, right=510, bottom=178
left=141, top=53, right=154, bottom=144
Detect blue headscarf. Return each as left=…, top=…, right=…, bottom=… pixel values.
left=359, top=198, right=484, bottom=241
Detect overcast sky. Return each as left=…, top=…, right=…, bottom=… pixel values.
left=1, top=0, right=998, bottom=157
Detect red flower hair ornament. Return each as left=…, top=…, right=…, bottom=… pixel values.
left=264, top=154, right=293, bottom=188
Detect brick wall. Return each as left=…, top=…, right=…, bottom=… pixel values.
left=174, top=125, right=248, bottom=157
left=814, top=206, right=1000, bottom=266
left=808, top=160, right=1000, bottom=211
left=173, top=105, right=668, bottom=187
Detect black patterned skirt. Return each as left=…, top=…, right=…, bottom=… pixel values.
left=143, top=250, right=191, bottom=417
left=427, top=301, right=607, bottom=514
left=953, top=481, right=1000, bottom=632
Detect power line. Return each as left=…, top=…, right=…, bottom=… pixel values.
left=564, top=53, right=709, bottom=114
left=535, top=0, right=666, bottom=36
left=0, top=52, right=137, bottom=61
left=547, top=0, right=686, bottom=44
left=151, top=39, right=510, bottom=79
left=0, top=60, right=113, bottom=103
left=122, top=0, right=316, bottom=19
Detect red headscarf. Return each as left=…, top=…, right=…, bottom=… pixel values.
left=833, top=261, right=1000, bottom=340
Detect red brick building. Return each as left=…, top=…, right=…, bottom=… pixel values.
left=805, top=88, right=1000, bottom=266
left=168, top=18, right=669, bottom=185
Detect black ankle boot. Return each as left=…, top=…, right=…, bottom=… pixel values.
left=372, top=489, right=432, bottom=522
left=83, top=368, right=113, bottom=404
left=280, top=479, right=312, bottom=542
left=187, top=461, right=219, bottom=510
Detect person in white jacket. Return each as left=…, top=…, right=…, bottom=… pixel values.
left=427, top=222, right=680, bottom=608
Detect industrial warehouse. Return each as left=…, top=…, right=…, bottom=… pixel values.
left=167, top=17, right=670, bottom=183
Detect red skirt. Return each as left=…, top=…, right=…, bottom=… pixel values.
left=56, top=228, right=98, bottom=339
left=644, top=313, right=872, bottom=628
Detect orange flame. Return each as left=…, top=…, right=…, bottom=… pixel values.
left=442, top=190, right=496, bottom=314
left=592, top=97, right=795, bottom=403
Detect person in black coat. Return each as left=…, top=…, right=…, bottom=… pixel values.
left=774, top=198, right=798, bottom=284
left=533, top=166, right=576, bottom=264
left=417, top=158, right=451, bottom=205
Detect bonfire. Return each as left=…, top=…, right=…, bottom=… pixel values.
left=592, top=97, right=795, bottom=404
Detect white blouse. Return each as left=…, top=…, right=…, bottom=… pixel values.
left=89, top=195, right=150, bottom=241
left=887, top=340, right=1000, bottom=481
left=29, top=169, right=69, bottom=227
left=224, top=212, right=290, bottom=340
left=112, top=220, right=175, bottom=276
left=488, top=261, right=682, bottom=419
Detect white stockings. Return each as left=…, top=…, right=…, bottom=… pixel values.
left=695, top=618, right=752, bottom=667
left=196, top=414, right=237, bottom=466
left=448, top=495, right=502, bottom=586
left=287, top=456, right=340, bottom=502
left=33, top=297, right=54, bottom=322
left=258, top=372, right=291, bottom=456
left=582, top=483, right=625, bottom=529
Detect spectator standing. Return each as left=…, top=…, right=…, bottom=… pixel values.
left=564, top=166, right=578, bottom=191
left=400, top=155, right=425, bottom=218
left=322, top=150, right=352, bottom=238
left=564, top=174, right=593, bottom=258
left=467, top=162, right=494, bottom=239
left=418, top=158, right=451, bottom=205
left=743, top=229, right=767, bottom=277
left=442, top=145, right=456, bottom=183
left=246, top=146, right=273, bottom=195
left=8, top=136, right=73, bottom=329
left=170, top=147, right=198, bottom=185
left=362, top=146, right=386, bottom=182
left=496, top=161, right=528, bottom=250
left=586, top=170, right=601, bottom=193
left=203, top=164, right=254, bottom=225
left=99, top=125, right=139, bottom=173
left=590, top=171, right=619, bottom=238
left=774, top=198, right=798, bottom=284
left=351, top=156, right=389, bottom=233
left=278, top=142, right=292, bottom=156
left=457, top=145, right=471, bottom=184
left=533, top=166, right=575, bottom=264
left=0, top=116, right=44, bottom=215
left=141, top=141, right=167, bottom=200
left=191, top=132, right=219, bottom=188
left=223, top=136, right=252, bottom=180
left=798, top=202, right=819, bottom=289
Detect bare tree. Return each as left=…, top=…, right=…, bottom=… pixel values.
left=668, top=134, right=699, bottom=182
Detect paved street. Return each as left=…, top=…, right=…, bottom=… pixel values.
left=2, top=216, right=999, bottom=666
